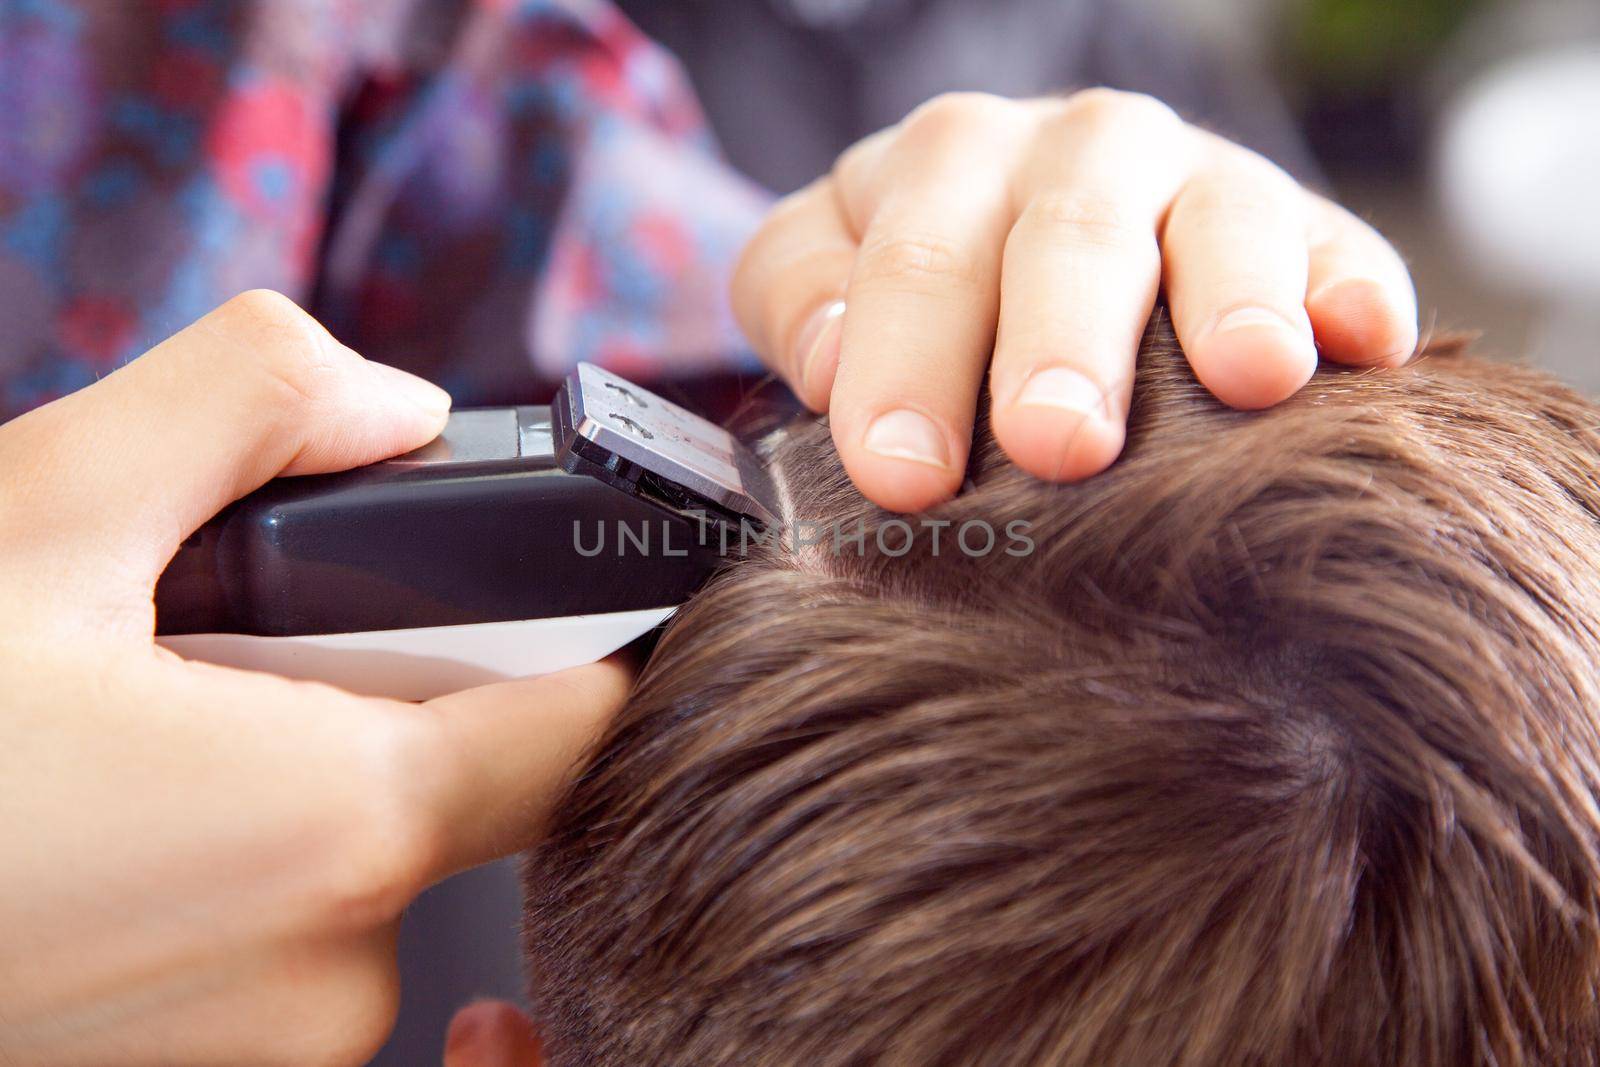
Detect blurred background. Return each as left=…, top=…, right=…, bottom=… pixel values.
left=373, top=0, right=1600, bottom=1062
left=1164, top=0, right=1600, bottom=388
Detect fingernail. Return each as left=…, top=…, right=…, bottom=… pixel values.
left=794, top=300, right=846, bottom=397
left=368, top=360, right=452, bottom=415
left=1014, top=366, right=1108, bottom=420
left=862, top=408, right=950, bottom=469
left=1211, top=306, right=1308, bottom=340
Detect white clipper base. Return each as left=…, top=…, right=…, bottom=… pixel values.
left=157, top=606, right=676, bottom=701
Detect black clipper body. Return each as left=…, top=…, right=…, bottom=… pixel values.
left=154, top=363, right=780, bottom=698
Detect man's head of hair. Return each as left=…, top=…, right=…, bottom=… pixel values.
left=523, top=313, right=1600, bottom=1067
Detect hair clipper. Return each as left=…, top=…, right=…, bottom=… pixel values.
left=154, top=364, right=780, bottom=699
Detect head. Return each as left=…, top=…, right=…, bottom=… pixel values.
left=522, top=312, right=1600, bottom=1066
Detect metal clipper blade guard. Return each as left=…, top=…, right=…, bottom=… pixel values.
left=552, top=362, right=779, bottom=534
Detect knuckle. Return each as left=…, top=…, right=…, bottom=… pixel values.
left=215, top=290, right=346, bottom=408
left=832, top=132, right=880, bottom=185
left=857, top=230, right=980, bottom=289
left=902, top=91, right=1011, bottom=143
left=1184, top=167, right=1301, bottom=225
left=1198, top=144, right=1304, bottom=205
left=312, top=832, right=419, bottom=935
left=1063, top=86, right=1124, bottom=119
left=314, top=724, right=439, bottom=932
left=1022, top=189, right=1149, bottom=251
left=748, top=191, right=815, bottom=263
left=220, top=288, right=314, bottom=334
left=766, top=182, right=822, bottom=228
left=258, top=343, right=338, bottom=411
left=1064, top=87, right=1180, bottom=134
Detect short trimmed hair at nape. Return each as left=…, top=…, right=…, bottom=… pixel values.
left=524, top=310, right=1600, bottom=1067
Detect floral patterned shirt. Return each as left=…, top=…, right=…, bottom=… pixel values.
left=0, top=0, right=771, bottom=418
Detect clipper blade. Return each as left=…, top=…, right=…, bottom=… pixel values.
left=552, top=362, right=780, bottom=535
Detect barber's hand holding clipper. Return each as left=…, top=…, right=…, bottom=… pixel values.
left=735, top=89, right=1420, bottom=512
left=0, top=291, right=633, bottom=1067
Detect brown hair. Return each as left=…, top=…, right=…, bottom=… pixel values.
left=523, top=312, right=1600, bottom=1066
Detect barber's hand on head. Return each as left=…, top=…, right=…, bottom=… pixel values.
left=0, top=291, right=634, bottom=1067
left=733, top=89, right=1418, bottom=512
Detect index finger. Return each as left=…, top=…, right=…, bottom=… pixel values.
left=413, top=656, right=636, bottom=882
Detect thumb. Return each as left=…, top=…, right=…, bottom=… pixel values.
left=444, top=1001, right=543, bottom=1067
left=0, top=289, right=450, bottom=598
left=416, top=656, right=636, bottom=881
